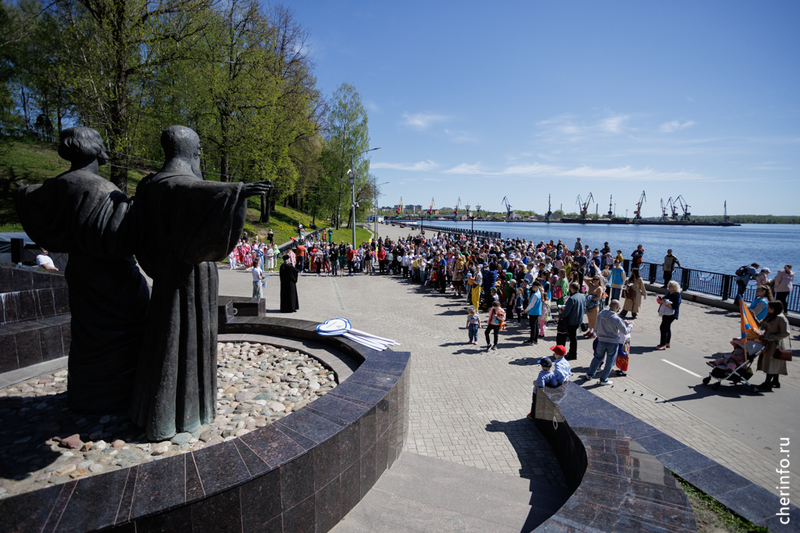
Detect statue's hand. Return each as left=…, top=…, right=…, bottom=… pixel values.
left=243, top=181, right=271, bottom=197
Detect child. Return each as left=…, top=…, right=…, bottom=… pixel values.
left=551, top=345, right=572, bottom=384
left=514, top=287, right=525, bottom=323
left=527, top=357, right=559, bottom=420
left=485, top=300, right=505, bottom=351
left=706, top=338, right=747, bottom=376
left=539, top=285, right=550, bottom=339
left=252, top=258, right=265, bottom=301
left=466, top=307, right=481, bottom=345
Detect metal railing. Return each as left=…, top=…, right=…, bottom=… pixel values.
left=418, top=222, right=501, bottom=240
left=623, top=260, right=799, bottom=313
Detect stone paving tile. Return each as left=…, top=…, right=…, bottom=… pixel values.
left=217, top=224, right=799, bottom=503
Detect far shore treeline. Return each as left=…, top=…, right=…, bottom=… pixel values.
left=0, top=0, right=377, bottom=231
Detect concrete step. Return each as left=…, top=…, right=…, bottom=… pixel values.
left=331, top=452, right=571, bottom=533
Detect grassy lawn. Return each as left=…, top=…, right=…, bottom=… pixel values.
left=675, top=475, right=769, bottom=533
left=0, top=136, right=148, bottom=231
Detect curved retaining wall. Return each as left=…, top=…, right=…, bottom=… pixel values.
left=532, top=383, right=697, bottom=532
left=0, top=315, right=410, bottom=533
left=532, top=381, right=800, bottom=532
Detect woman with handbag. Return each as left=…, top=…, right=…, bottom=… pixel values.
left=656, top=280, right=681, bottom=350
left=757, top=301, right=791, bottom=391
left=619, top=269, right=646, bottom=319
left=584, top=275, right=604, bottom=339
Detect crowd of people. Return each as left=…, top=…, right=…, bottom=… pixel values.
left=239, top=225, right=793, bottom=392
left=228, top=233, right=281, bottom=272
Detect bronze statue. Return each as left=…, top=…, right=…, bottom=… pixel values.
left=15, top=127, right=149, bottom=413
left=130, top=126, right=270, bottom=440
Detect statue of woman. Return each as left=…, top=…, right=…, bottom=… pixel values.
left=16, top=127, right=149, bottom=413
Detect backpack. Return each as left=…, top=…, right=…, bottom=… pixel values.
left=735, top=265, right=749, bottom=277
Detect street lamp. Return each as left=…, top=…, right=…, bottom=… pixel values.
left=347, top=147, right=381, bottom=248
left=372, top=181, right=389, bottom=238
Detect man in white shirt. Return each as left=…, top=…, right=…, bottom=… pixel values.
left=36, top=248, right=58, bottom=271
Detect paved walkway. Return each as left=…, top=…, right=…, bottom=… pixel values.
left=219, top=224, right=800, bottom=510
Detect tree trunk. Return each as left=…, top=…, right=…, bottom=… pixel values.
left=259, top=192, right=271, bottom=223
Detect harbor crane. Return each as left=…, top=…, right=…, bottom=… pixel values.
left=607, top=195, right=613, bottom=219
left=659, top=198, right=670, bottom=221
left=545, top=194, right=553, bottom=222
left=675, top=195, right=691, bottom=221
left=668, top=197, right=679, bottom=221
left=502, top=196, right=513, bottom=220
left=633, top=191, right=646, bottom=220
left=576, top=193, right=594, bottom=219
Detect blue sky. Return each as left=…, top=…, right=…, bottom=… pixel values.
left=280, top=0, right=799, bottom=216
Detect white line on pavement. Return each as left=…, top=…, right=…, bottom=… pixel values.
left=661, top=359, right=703, bottom=378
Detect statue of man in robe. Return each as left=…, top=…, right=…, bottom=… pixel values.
left=130, top=125, right=270, bottom=441
left=15, top=127, right=150, bottom=412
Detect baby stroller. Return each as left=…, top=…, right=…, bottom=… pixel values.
left=702, top=338, right=763, bottom=393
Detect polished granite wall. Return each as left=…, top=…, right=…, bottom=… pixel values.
left=0, top=265, right=70, bottom=373
left=0, top=314, right=410, bottom=533
left=533, top=382, right=800, bottom=532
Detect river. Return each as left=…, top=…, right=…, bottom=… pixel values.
left=415, top=221, right=797, bottom=275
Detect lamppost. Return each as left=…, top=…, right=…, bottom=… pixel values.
left=347, top=147, right=381, bottom=248
left=372, top=181, right=389, bottom=238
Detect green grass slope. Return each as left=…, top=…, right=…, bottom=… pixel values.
left=0, top=135, right=372, bottom=245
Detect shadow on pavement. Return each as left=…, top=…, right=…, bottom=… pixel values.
left=666, top=383, right=763, bottom=403
left=485, top=418, right=571, bottom=532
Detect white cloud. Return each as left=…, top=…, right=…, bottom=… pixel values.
left=440, top=161, right=712, bottom=182
left=598, top=114, right=630, bottom=133
left=748, top=161, right=791, bottom=171
left=371, top=160, right=438, bottom=172
left=364, top=100, right=382, bottom=113
left=660, top=120, right=696, bottom=133
left=402, top=112, right=448, bottom=130
left=444, top=129, right=478, bottom=143
left=536, top=113, right=632, bottom=142
left=557, top=165, right=707, bottom=182
left=497, top=163, right=559, bottom=176
left=443, top=163, right=485, bottom=174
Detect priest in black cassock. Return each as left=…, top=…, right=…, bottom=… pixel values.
left=280, top=254, right=299, bottom=312
left=130, top=126, right=269, bottom=441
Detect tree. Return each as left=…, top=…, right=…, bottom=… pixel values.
left=55, top=0, right=217, bottom=193
left=321, top=82, right=370, bottom=229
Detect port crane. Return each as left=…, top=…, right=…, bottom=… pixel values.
left=502, top=196, right=513, bottom=221
left=667, top=196, right=678, bottom=220
left=675, top=195, right=691, bottom=221
left=633, top=191, right=646, bottom=220
left=545, top=194, right=552, bottom=222
left=659, top=198, right=670, bottom=221
left=576, top=193, right=594, bottom=219
left=607, top=195, right=613, bottom=218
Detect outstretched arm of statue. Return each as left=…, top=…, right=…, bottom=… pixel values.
left=242, top=181, right=272, bottom=197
